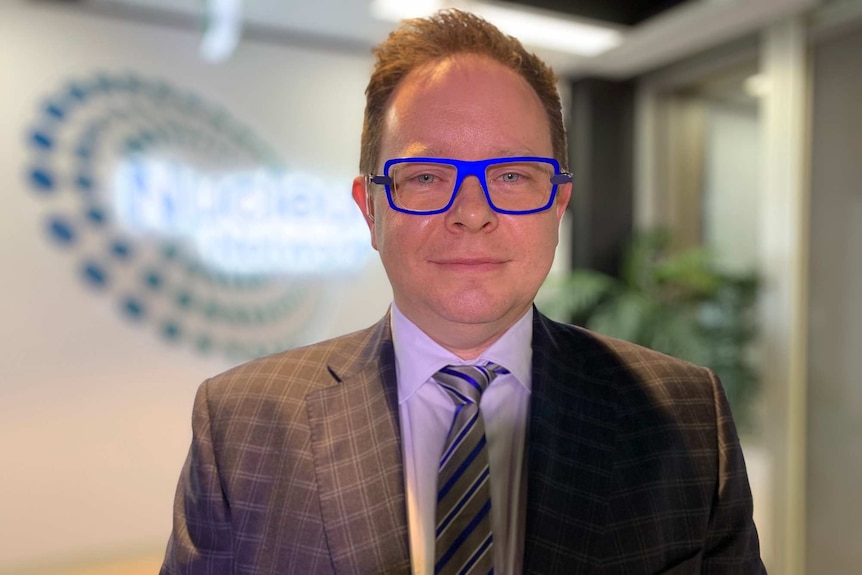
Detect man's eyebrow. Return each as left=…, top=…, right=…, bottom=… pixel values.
left=397, top=146, right=540, bottom=158
left=400, top=144, right=444, bottom=157
left=494, top=148, right=538, bottom=157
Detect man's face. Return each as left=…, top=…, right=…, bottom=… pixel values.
left=353, top=54, right=571, bottom=356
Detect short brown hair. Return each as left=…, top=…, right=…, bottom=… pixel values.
left=359, top=9, right=567, bottom=174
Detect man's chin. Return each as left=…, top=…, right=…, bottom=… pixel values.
left=434, top=298, right=528, bottom=329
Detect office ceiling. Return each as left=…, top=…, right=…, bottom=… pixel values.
left=60, top=0, right=819, bottom=78
left=505, top=0, right=692, bottom=27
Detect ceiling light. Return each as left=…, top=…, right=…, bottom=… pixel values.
left=744, top=74, right=769, bottom=98
left=200, top=0, right=243, bottom=63
left=370, top=0, right=446, bottom=21
left=469, top=2, right=623, bottom=57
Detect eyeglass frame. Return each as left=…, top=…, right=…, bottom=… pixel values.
left=367, top=156, right=573, bottom=215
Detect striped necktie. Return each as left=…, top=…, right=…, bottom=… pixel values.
left=433, top=362, right=508, bottom=575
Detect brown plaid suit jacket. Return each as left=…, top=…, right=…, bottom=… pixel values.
left=161, top=310, right=765, bottom=574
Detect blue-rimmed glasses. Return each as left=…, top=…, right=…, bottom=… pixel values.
left=369, top=156, right=572, bottom=215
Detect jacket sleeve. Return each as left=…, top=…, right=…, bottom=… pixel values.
left=161, top=381, right=234, bottom=574
left=702, top=370, right=767, bottom=574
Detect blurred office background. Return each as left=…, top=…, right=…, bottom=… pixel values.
left=1, top=0, right=860, bottom=573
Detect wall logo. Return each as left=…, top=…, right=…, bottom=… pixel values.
left=25, top=72, right=372, bottom=359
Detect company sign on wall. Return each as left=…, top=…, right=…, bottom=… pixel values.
left=25, top=72, right=372, bottom=359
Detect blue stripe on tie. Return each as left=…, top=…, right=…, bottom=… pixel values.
left=434, top=499, right=492, bottom=574
left=436, top=466, right=490, bottom=536
left=439, top=410, right=479, bottom=469
left=477, top=364, right=509, bottom=379
left=437, top=382, right=473, bottom=405
left=457, top=532, right=494, bottom=575
left=439, top=366, right=484, bottom=394
left=476, top=365, right=493, bottom=382
left=438, top=435, right=486, bottom=501
left=442, top=405, right=462, bottom=442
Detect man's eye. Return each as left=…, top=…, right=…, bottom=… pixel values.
left=501, top=172, right=520, bottom=182
left=402, top=172, right=447, bottom=187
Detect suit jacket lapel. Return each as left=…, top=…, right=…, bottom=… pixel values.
left=305, top=316, right=411, bottom=575
left=523, top=311, right=618, bottom=574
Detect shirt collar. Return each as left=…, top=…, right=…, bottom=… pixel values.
left=390, top=302, right=533, bottom=405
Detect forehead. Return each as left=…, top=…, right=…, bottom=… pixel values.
left=380, top=54, right=551, bottom=159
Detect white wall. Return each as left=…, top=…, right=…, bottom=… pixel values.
left=702, top=101, right=761, bottom=273
left=0, top=1, right=391, bottom=570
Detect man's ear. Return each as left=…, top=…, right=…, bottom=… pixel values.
left=352, top=176, right=378, bottom=250
left=555, top=182, right=572, bottom=223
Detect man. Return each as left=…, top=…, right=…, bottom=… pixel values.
left=162, top=9, right=764, bottom=575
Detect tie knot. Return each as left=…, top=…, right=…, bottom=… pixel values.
left=434, top=362, right=508, bottom=406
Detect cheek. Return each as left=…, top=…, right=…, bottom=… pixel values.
left=378, top=212, right=436, bottom=249
left=374, top=215, right=413, bottom=265
left=513, top=218, right=561, bottom=254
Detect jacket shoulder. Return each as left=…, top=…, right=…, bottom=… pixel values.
left=201, top=318, right=390, bottom=404
left=534, top=312, right=718, bottom=405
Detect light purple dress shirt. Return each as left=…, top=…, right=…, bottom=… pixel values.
left=391, top=303, right=532, bottom=575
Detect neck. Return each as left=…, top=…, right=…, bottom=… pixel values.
left=428, top=329, right=507, bottom=361
left=395, top=303, right=532, bottom=360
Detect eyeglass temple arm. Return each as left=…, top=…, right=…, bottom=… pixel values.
left=551, top=172, right=573, bottom=185
left=369, top=175, right=391, bottom=185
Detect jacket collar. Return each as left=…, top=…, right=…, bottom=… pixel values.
left=523, top=311, right=618, bottom=571
left=306, top=314, right=411, bottom=574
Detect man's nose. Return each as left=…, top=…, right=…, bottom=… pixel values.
left=445, top=174, right=497, bottom=232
